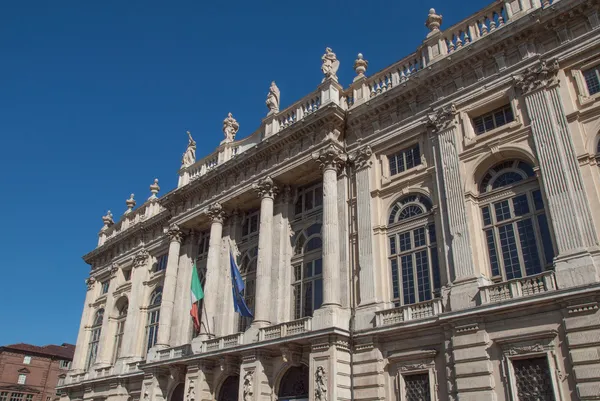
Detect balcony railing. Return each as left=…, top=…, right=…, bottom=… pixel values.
left=202, top=333, right=244, bottom=352
left=157, top=344, right=192, bottom=361
left=375, top=299, right=443, bottom=327
left=258, top=317, right=312, bottom=341
left=480, top=271, right=557, bottom=304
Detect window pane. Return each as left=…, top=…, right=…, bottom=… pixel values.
left=305, top=237, right=322, bottom=252
left=294, top=265, right=302, bottom=281
left=537, top=214, right=555, bottom=265
left=483, top=115, right=495, bottom=131
left=512, top=194, right=530, bottom=216
left=414, top=227, right=426, bottom=247
left=304, top=262, right=313, bottom=278
left=431, top=248, right=441, bottom=291
left=295, top=197, right=303, bottom=215
left=498, top=224, right=522, bottom=280
left=401, top=255, right=415, bottom=305
left=399, top=232, right=412, bottom=252
left=485, top=229, right=501, bottom=277
left=513, top=357, right=556, bottom=401
left=389, top=205, right=400, bottom=224
left=504, top=105, right=514, bottom=123
left=415, top=250, right=431, bottom=302
left=314, top=279, right=323, bottom=310
left=494, top=110, right=506, bottom=127
left=533, top=190, right=544, bottom=210
left=584, top=68, right=600, bottom=95
left=389, top=156, right=398, bottom=176
left=404, top=373, right=431, bottom=401
left=517, top=218, right=542, bottom=276
left=391, top=259, right=400, bottom=300
left=303, top=281, right=313, bottom=317
left=482, top=206, right=492, bottom=226
left=314, top=258, right=322, bottom=275
left=389, top=236, right=397, bottom=255
left=494, top=200, right=512, bottom=222
left=293, top=284, right=301, bottom=319
left=474, top=116, right=485, bottom=134
left=304, top=191, right=313, bottom=211
left=428, top=224, right=436, bottom=244
left=492, top=172, right=524, bottom=189
left=314, top=186, right=323, bottom=207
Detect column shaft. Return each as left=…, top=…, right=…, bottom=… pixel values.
left=121, top=249, right=150, bottom=359
left=71, top=280, right=96, bottom=371
left=323, top=167, right=341, bottom=307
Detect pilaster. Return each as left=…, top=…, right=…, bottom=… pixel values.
left=71, top=278, right=97, bottom=372
left=172, top=231, right=196, bottom=346
left=95, top=264, right=120, bottom=367
left=310, top=336, right=352, bottom=401
left=239, top=351, right=273, bottom=401
left=274, top=187, right=294, bottom=324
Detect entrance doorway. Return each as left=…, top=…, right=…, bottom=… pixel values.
left=170, top=383, right=184, bottom=401
left=278, top=365, right=309, bottom=401
left=218, top=375, right=240, bottom=401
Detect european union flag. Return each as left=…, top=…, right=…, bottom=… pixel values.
left=230, top=251, right=253, bottom=318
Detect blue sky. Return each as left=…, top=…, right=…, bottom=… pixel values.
left=0, top=0, right=491, bottom=346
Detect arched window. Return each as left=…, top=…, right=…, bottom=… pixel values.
left=238, top=247, right=258, bottom=332
left=146, top=287, right=162, bottom=352
left=113, top=298, right=128, bottom=362
left=86, top=308, right=104, bottom=370
left=388, top=195, right=440, bottom=306
left=292, top=223, right=323, bottom=319
left=478, top=160, right=555, bottom=281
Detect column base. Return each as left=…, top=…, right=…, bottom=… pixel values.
left=449, top=277, right=490, bottom=311
left=312, top=305, right=351, bottom=331
left=554, top=249, right=600, bottom=289
left=244, top=325, right=261, bottom=344
left=354, top=302, right=392, bottom=331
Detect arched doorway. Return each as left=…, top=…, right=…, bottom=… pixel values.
left=170, top=383, right=184, bottom=401
left=218, top=375, right=240, bottom=401
left=278, top=365, right=309, bottom=401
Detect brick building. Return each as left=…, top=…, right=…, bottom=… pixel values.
left=0, top=343, right=75, bottom=401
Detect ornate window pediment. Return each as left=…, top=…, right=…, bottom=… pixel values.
left=388, top=349, right=438, bottom=401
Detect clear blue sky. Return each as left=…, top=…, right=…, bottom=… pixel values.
left=0, top=0, right=491, bottom=346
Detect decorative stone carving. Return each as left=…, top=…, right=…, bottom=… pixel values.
left=400, top=363, right=429, bottom=371
left=124, top=194, right=136, bottom=215
left=223, top=113, right=239, bottom=143
left=266, top=81, right=280, bottom=115
left=101, top=211, right=114, bottom=230
left=207, top=202, right=227, bottom=223
left=182, top=131, right=197, bottom=168
left=353, top=53, right=368, bottom=80
left=425, top=8, right=443, bottom=32
left=312, top=144, right=347, bottom=172
left=252, top=176, right=279, bottom=199
left=85, top=276, right=96, bottom=291
left=315, top=366, right=327, bottom=401
left=427, top=104, right=457, bottom=132
left=506, top=344, right=546, bottom=355
left=167, top=223, right=183, bottom=243
left=321, top=47, right=340, bottom=82
left=514, top=59, right=560, bottom=94
left=149, top=179, right=160, bottom=200
left=186, top=380, right=195, bottom=401
left=242, top=370, right=253, bottom=401
left=110, top=263, right=119, bottom=277
left=133, top=248, right=150, bottom=268
left=350, top=145, right=373, bottom=171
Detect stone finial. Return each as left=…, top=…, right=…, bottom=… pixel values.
left=223, top=113, right=239, bottom=143
left=124, top=194, right=136, bottom=215
left=149, top=179, right=160, bottom=200
left=101, top=211, right=114, bottom=230
left=425, top=8, right=443, bottom=33
left=321, top=47, right=340, bottom=82
left=182, top=131, right=197, bottom=168
left=353, top=53, right=368, bottom=81
left=266, top=81, right=280, bottom=115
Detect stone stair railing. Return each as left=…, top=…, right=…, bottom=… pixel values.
left=480, top=271, right=557, bottom=304
left=375, top=298, right=443, bottom=327
left=258, top=317, right=312, bottom=341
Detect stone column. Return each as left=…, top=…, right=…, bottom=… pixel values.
left=173, top=232, right=196, bottom=346
left=515, top=59, right=599, bottom=287
left=312, top=144, right=347, bottom=308
left=71, top=278, right=97, bottom=372
left=251, top=176, right=278, bottom=328
left=199, top=203, right=226, bottom=338
left=95, top=264, right=120, bottom=366
left=275, top=187, right=294, bottom=323
left=350, top=145, right=380, bottom=306
left=155, top=224, right=183, bottom=348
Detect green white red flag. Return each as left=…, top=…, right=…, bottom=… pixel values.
left=190, top=262, right=204, bottom=333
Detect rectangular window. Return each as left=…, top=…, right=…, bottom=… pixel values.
left=58, top=377, right=65, bottom=386
left=155, top=254, right=168, bottom=272
left=404, top=373, right=431, bottom=401
left=388, top=144, right=421, bottom=176
left=17, top=375, right=26, bottom=385
left=242, top=212, right=260, bottom=238
left=472, top=104, right=514, bottom=135
left=583, top=67, right=600, bottom=95
left=101, top=281, right=109, bottom=294
left=10, top=394, right=24, bottom=401
left=294, top=184, right=324, bottom=217
left=512, top=357, right=556, bottom=401
left=1, top=392, right=8, bottom=401
left=26, top=396, right=32, bottom=401
left=58, top=360, right=70, bottom=369
left=23, top=356, right=31, bottom=365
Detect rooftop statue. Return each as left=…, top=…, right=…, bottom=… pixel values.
left=223, top=112, right=240, bottom=142
left=182, top=131, right=197, bottom=168
left=321, top=47, right=339, bottom=82
left=266, top=81, right=280, bottom=115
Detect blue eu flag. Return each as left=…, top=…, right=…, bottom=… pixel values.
left=230, top=251, right=253, bottom=318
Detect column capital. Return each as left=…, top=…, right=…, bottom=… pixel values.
left=85, top=276, right=96, bottom=291
left=252, top=176, right=279, bottom=199
left=167, top=223, right=183, bottom=243
left=312, top=143, right=348, bottom=172
left=514, top=58, right=560, bottom=95
left=207, top=202, right=227, bottom=224
left=350, top=145, right=373, bottom=171
left=427, top=103, right=457, bottom=132
left=133, top=247, right=150, bottom=268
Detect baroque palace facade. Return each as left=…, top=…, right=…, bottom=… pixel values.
left=59, top=0, right=600, bottom=400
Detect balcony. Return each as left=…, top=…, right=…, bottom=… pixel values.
left=202, top=333, right=244, bottom=352
left=157, top=344, right=192, bottom=361
left=258, top=317, right=312, bottom=341
left=375, top=299, right=443, bottom=327
left=480, top=271, right=557, bottom=305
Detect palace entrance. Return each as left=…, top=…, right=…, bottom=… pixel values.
left=169, top=383, right=184, bottom=401
left=218, top=375, right=240, bottom=401
left=278, top=365, right=309, bottom=401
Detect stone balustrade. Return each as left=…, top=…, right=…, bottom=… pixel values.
left=202, top=333, right=244, bottom=352
left=271, top=90, right=322, bottom=135
left=157, top=344, right=192, bottom=361
left=375, top=299, right=443, bottom=327
left=258, top=317, right=312, bottom=341
left=480, top=271, right=558, bottom=305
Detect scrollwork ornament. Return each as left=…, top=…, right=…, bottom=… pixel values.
left=427, top=103, right=457, bottom=132
left=507, top=344, right=545, bottom=355
left=315, top=366, right=328, bottom=401
left=350, top=145, right=373, bottom=171
left=514, top=59, right=560, bottom=95
left=252, top=176, right=279, bottom=199
left=167, top=223, right=183, bottom=243
left=207, top=202, right=227, bottom=224
left=312, top=144, right=347, bottom=172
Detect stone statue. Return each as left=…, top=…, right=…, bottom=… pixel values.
left=321, top=47, right=340, bottom=82
left=242, top=371, right=253, bottom=401
left=315, top=366, right=327, bottom=401
left=266, top=81, right=280, bottom=114
left=182, top=131, right=196, bottom=168
left=223, top=112, right=240, bottom=142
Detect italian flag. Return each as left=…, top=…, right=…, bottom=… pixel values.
left=190, top=262, right=204, bottom=333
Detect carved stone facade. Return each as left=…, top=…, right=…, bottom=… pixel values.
left=61, top=1, right=600, bottom=401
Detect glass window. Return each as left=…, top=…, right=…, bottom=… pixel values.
left=146, top=288, right=162, bottom=352
left=472, top=104, right=515, bottom=135
left=583, top=67, right=600, bottom=96
left=512, top=357, right=556, bottom=401
left=9, top=394, right=24, bottom=401
left=113, top=300, right=128, bottom=362
left=154, top=254, right=168, bottom=272
left=480, top=160, right=535, bottom=193
left=388, top=144, right=421, bottom=176
left=17, top=375, right=26, bottom=385
left=0, top=392, right=8, bottom=401
left=23, top=356, right=31, bottom=365
left=101, top=281, right=109, bottom=294
left=238, top=249, right=258, bottom=332
left=403, top=373, right=431, bottom=401
left=26, top=396, right=32, bottom=401
left=480, top=161, right=554, bottom=281
left=294, top=184, right=324, bottom=217
left=57, top=376, right=65, bottom=386
left=58, top=360, right=70, bottom=369
left=197, top=231, right=210, bottom=260
left=242, top=211, right=260, bottom=238
left=292, top=224, right=323, bottom=319
left=123, top=269, right=132, bottom=281
left=86, top=308, right=104, bottom=370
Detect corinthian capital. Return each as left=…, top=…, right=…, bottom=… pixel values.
left=350, top=145, right=373, bottom=171
left=252, top=176, right=279, bottom=199
left=427, top=104, right=457, bottom=132
left=312, top=144, right=347, bottom=172
left=513, top=59, right=560, bottom=95
left=207, top=202, right=227, bottom=224
left=167, top=223, right=183, bottom=243
left=133, top=247, right=150, bottom=268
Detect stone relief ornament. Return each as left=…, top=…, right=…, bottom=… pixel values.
left=85, top=276, right=96, bottom=290
left=167, top=223, right=183, bottom=243
left=186, top=380, right=195, bottom=401
left=133, top=247, right=150, bottom=268
left=513, top=59, right=560, bottom=94
left=427, top=103, right=457, bottom=132
left=312, top=144, right=347, bottom=172
left=349, top=145, right=373, bottom=171
left=266, top=81, right=280, bottom=114
left=242, top=370, right=253, bottom=401
left=223, top=113, right=240, bottom=143
left=321, top=47, right=340, bottom=82
left=182, top=131, right=197, bottom=168
left=252, top=176, right=279, bottom=199
left=315, top=366, right=327, bottom=401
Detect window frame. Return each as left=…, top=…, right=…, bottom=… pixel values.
left=241, top=210, right=260, bottom=241
left=471, top=103, right=515, bottom=135
left=9, top=394, right=24, bottom=401
left=145, top=288, right=162, bottom=353
left=22, top=356, right=31, bottom=365
left=389, top=350, right=438, bottom=401
left=17, top=375, right=26, bottom=385
left=291, top=228, right=323, bottom=320
left=387, top=143, right=422, bottom=178
left=294, top=183, right=324, bottom=220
